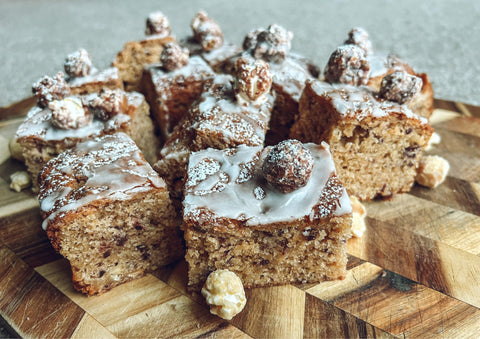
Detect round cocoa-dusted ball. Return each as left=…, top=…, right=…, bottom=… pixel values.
left=86, top=88, right=128, bottom=121
left=49, top=97, right=92, bottom=130
left=379, top=70, right=423, bottom=104
left=344, top=27, right=373, bottom=56
left=250, top=24, right=293, bottom=63
left=145, top=11, right=171, bottom=37
left=262, top=139, right=314, bottom=193
left=160, top=42, right=189, bottom=71
left=324, top=44, right=370, bottom=86
left=191, top=10, right=223, bottom=51
left=64, top=49, right=93, bottom=78
left=32, top=72, right=71, bottom=108
left=234, top=56, right=272, bottom=105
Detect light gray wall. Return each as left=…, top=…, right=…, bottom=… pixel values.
left=1, top=0, right=479, bottom=107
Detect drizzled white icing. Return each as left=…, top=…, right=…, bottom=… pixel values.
left=68, top=67, right=120, bottom=87
left=184, top=143, right=351, bottom=226
left=269, top=57, right=312, bottom=101
left=310, top=80, right=428, bottom=124
left=16, top=91, right=143, bottom=141
left=39, top=133, right=164, bottom=230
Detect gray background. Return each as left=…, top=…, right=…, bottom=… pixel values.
left=1, top=0, right=479, bottom=109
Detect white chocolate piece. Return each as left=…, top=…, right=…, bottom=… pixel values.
left=416, top=155, right=450, bottom=188
left=201, top=269, right=246, bottom=320
left=425, top=131, right=441, bottom=151
left=350, top=196, right=367, bottom=238
left=10, top=171, right=32, bottom=192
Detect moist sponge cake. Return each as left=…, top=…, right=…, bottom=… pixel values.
left=182, top=141, right=352, bottom=291
left=290, top=80, right=433, bottom=201
left=38, top=133, right=183, bottom=295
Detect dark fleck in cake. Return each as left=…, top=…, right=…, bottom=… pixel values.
left=38, top=133, right=183, bottom=295
left=290, top=80, right=433, bottom=201
left=112, top=11, right=175, bottom=91
left=154, top=60, right=274, bottom=209
left=183, top=140, right=352, bottom=291
left=17, top=80, right=158, bottom=191
left=141, top=47, right=215, bottom=141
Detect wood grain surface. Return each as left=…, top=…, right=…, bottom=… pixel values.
left=1, top=99, right=480, bottom=338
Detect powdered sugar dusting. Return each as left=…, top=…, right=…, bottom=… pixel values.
left=184, top=142, right=351, bottom=226
left=39, top=133, right=164, bottom=230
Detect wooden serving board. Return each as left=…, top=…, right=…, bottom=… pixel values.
left=1, top=98, right=480, bottom=338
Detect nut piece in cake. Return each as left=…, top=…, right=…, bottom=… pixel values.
left=379, top=70, right=423, bottom=104
left=154, top=74, right=274, bottom=206
left=49, top=97, right=92, bottom=129
left=262, top=139, right=314, bottom=193
left=32, top=72, right=71, bottom=108
left=324, top=44, right=370, bottom=86
left=234, top=56, right=273, bottom=106
left=113, top=12, right=175, bottom=91
left=141, top=56, right=214, bottom=141
left=181, top=12, right=241, bottom=73
left=201, top=269, right=247, bottom=320
left=64, top=48, right=93, bottom=78
left=9, top=136, right=24, bottom=162
left=350, top=196, right=367, bottom=238
left=290, top=80, right=434, bottom=201
left=16, top=88, right=158, bottom=191
left=182, top=142, right=352, bottom=291
left=344, top=27, right=373, bottom=56
left=38, top=133, right=183, bottom=295
left=191, top=10, right=223, bottom=51
left=416, top=155, right=450, bottom=188
left=160, top=42, right=190, bottom=71
left=145, top=11, right=171, bottom=37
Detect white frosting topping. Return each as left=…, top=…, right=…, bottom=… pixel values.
left=189, top=75, right=273, bottom=147
left=39, top=133, right=164, bottom=230
left=310, top=81, right=428, bottom=124
left=149, top=56, right=213, bottom=86
left=15, top=91, right=144, bottom=142
left=184, top=143, right=351, bottom=226
left=68, top=67, right=119, bottom=87
left=269, top=57, right=312, bottom=101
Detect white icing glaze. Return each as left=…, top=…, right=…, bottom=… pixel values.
left=39, top=133, right=164, bottom=230
left=15, top=91, right=143, bottom=141
left=68, top=67, right=119, bottom=87
left=184, top=142, right=351, bottom=226
left=149, top=56, right=213, bottom=87
left=310, top=81, right=428, bottom=124
left=269, top=57, right=312, bottom=101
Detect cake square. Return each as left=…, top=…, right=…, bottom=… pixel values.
left=38, top=133, right=183, bottom=295
left=142, top=56, right=215, bottom=141
left=113, top=35, right=175, bottom=91
left=290, top=80, right=434, bottom=201
left=182, top=141, right=352, bottom=291
left=153, top=73, right=274, bottom=206
left=68, top=67, right=123, bottom=95
left=16, top=89, right=158, bottom=191
left=367, top=53, right=434, bottom=119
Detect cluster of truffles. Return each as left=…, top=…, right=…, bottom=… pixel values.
left=11, top=8, right=451, bottom=323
